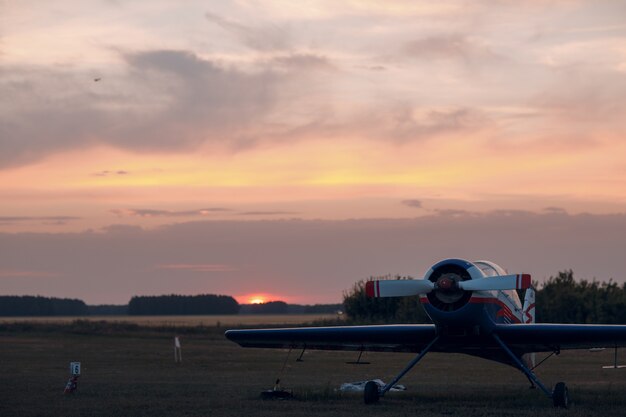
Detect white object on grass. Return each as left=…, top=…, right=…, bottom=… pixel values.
left=339, top=379, right=405, bottom=392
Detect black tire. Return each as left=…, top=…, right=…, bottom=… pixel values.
left=364, top=381, right=380, bottom=404
left=553, top=382, right=569, bottom=408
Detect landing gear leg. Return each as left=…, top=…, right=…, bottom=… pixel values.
left=363, top=336, right=440, bottom=404
left=492, top=334, right=568, bottom=408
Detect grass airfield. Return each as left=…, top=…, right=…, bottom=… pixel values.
left=1, top=320, right=625, bottom=417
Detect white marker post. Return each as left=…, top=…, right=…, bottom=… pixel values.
left=602, top=346, right=626, bottom=369
left=64, top=362, right=81, bottom=394
left=174, top=336, right=182, bottom=363
left=70, top=362, right=81, bottom=376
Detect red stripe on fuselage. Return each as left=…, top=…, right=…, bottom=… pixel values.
left=470, top=297, right=521, bottom=323
left=419, top=296, right=521, bottom=323
left=524, top=302, right=535, bottom=323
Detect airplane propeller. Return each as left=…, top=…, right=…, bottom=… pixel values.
left=458, top=274, right=531, bottom=291
left=366, top=274, right=531, bottom=298
left=366, top=279, right=434, bottom=297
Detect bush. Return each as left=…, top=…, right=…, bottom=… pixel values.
left=342, top=275, right=430, bottom=324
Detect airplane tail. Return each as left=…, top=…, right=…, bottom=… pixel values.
left=522, top=288, right=536, bottom=368
left=522, top=288, right=535, bottom=324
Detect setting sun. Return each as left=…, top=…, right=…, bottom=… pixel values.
left=237, top=293, right=291, bottom=305
left=248, top=296, right=267, bottom=305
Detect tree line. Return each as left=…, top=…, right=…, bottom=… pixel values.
left=0, top=293, right=343, bottom=317
left=0, top=296, right=88, bottom=316
left=537, top=270, right=626, bottom=324
left=343, top=271, right=626, bottom=324
left=127, top=294, right=239, bottom=315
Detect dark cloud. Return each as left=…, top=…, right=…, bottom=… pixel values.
left=0, top=36, right=521, bottom=172
left=360, top=104, right=489, bottom=142
left=532, top=71, right=626, bottom=130
left=0, top=269, right=60, bottom=278
left=205, top=12, right=290, bottom=52
left=433, top=209, right=476, bottom=218
left=543, top=207, right=568, bottom=215
left=0, top=47, right=337, bottom=169
left=122, top=49, right=281, bottom=148
left=156, top=264, right=236, bottom=273
left=1, top=211, right=625, bottom=304
left=93, top=170, right=130, bottom=177
left=0, top=216, right=81, bottom=225
left=101, top=224, right=144, bottom=234
left=270, top=53, right=335, bottom=72
left=489, top=209, right=537, bottom=218
left=404, top=34, right=502, bottom=65
left=0, top=50, right=284, bottom=168
left=402, top=199, right=423, bottom=208
left=238, top=211, right=299, bottom=216
left=0, top=69, right=112, bottom=168
left=111, top=208, right=231, bottom=218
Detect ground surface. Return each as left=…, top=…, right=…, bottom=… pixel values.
left=0, top=314, right=339, bottom=326
left=1, top=320, right=625, bottom=417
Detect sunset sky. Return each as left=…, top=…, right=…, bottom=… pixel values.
left=1, top=1, right=626, bottom=305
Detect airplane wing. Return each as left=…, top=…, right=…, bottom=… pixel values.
left=226, top=323, right=626, bottom=355
left=225, top=324, right=437, bottom=352
left=494, top=324, right=626, bottom=353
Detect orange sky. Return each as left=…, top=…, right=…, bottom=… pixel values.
left=0, top=132, right=624, bottom=233
left=1, top=1, right=626, bottom=304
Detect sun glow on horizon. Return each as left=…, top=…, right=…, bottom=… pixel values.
left=236, top=293, right=289, bottom=305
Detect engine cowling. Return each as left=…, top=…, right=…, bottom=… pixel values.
left=426, top=261, right=473, bottom=312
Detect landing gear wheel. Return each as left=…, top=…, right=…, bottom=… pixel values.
left=363, top=380, right=380, bottom=404
left=553, top=382, right=569, bottom=408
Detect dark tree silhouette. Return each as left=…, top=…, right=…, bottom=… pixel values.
left=343, top=275, right=430, bottom=324
left=0, top=296, right=88, bottom=316
left=127, top=294, right=239, bottom=315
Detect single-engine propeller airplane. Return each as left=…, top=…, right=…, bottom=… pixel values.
left=226, top=258, right=626, bottom=408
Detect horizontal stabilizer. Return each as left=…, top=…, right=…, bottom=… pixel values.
left=458, top=274, right=531, bottom=291
left=366, top=279, right=434, bottom=298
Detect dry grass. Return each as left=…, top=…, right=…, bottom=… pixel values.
left=0, top=314, right=340, bottom=327
left=0, top=322, right=625, bottom=417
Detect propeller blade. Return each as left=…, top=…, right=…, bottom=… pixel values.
left=458, top=274, right=531, bottom=291
left=366, top=279, right=434, bottom=298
